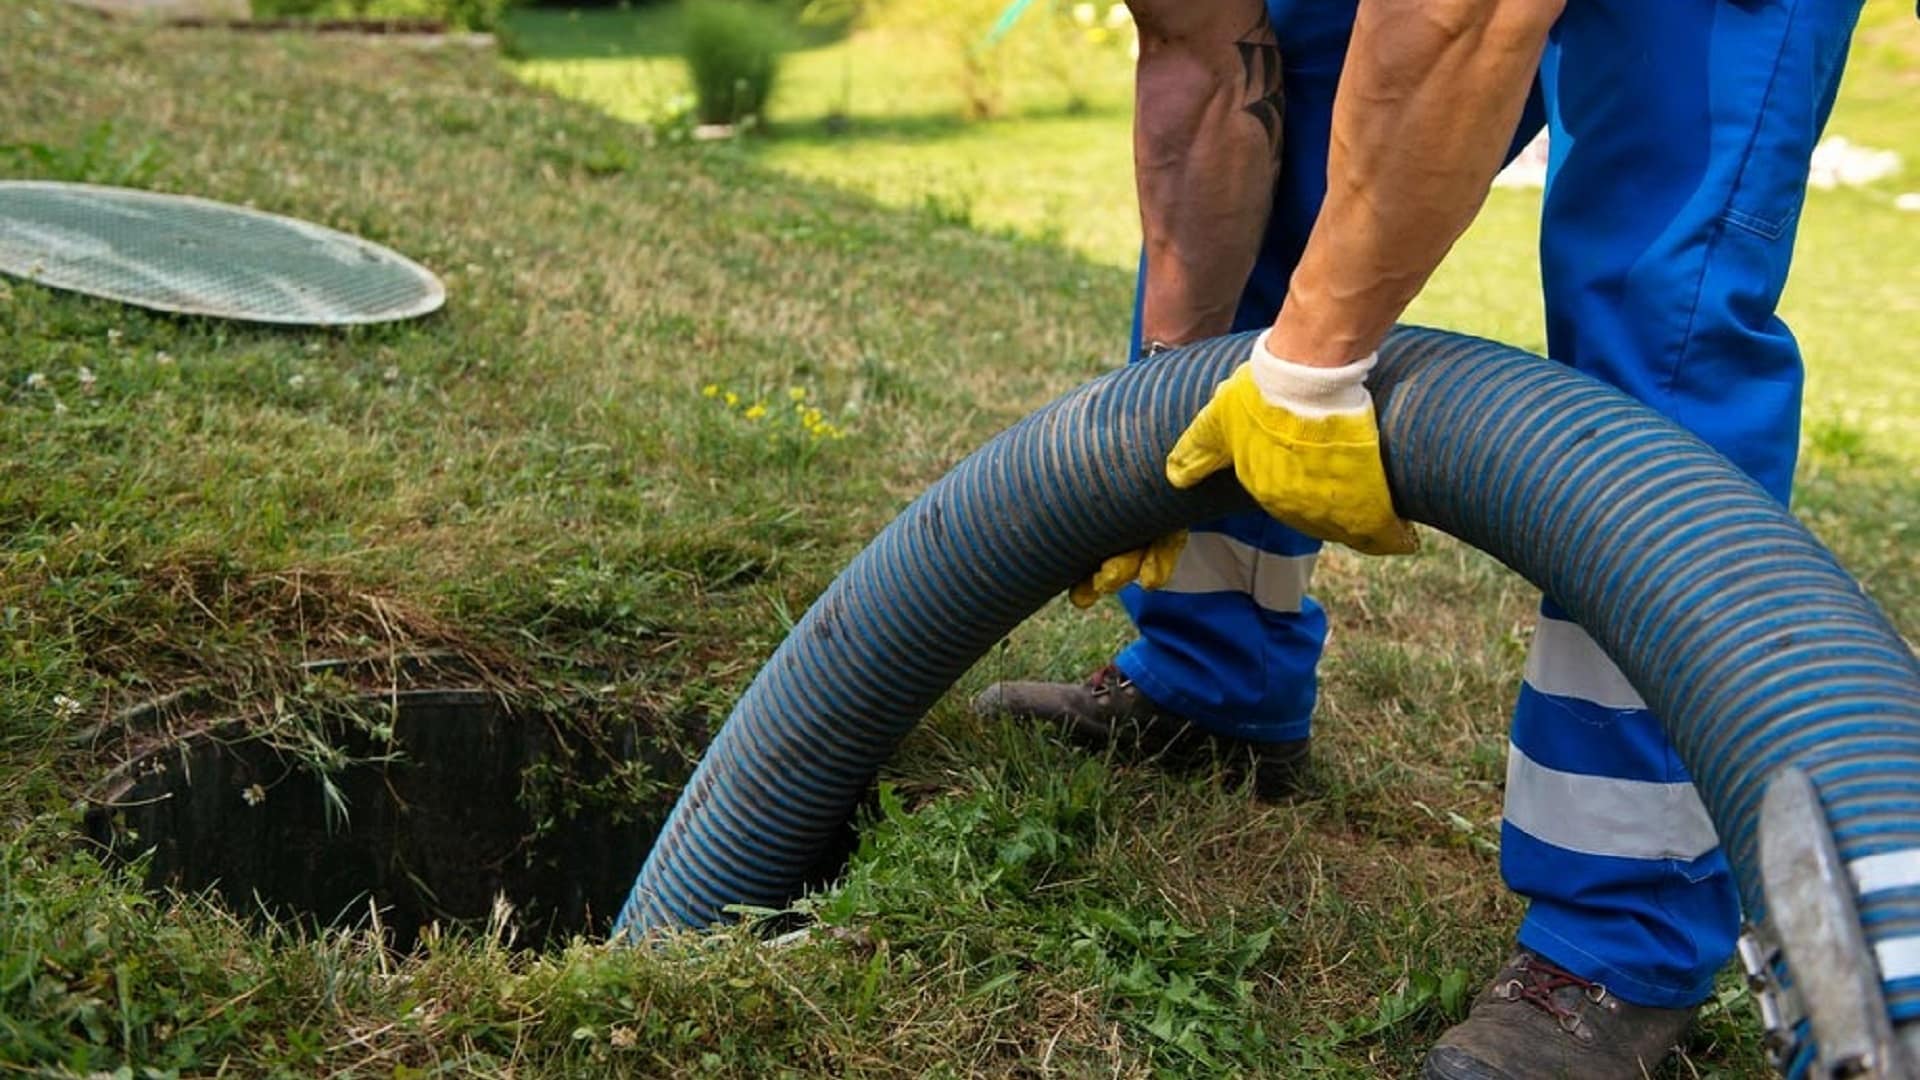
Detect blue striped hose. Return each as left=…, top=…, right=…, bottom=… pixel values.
left=613, top=327, right=1920, bottom=1039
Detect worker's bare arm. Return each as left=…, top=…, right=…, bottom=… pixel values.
left=1126, top=0, right=1280, bottom=347
left=1271, top=0, right=1560, bottom=365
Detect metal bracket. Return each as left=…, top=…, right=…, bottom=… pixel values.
left=1740, top=923, right=1808, bottom=1074
left=1754, top=766, right=1918, bottom=1079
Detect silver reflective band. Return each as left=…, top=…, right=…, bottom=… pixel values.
left=1157, top=531, right=1314, bottom=615
left=1524, top=617, right=1649, bottom=710
left=1504, top=744, right=1720, bottom=861
left=1850, top=849, right=1920, bottom=896
left=1874, top=934, right=1920, bottom=982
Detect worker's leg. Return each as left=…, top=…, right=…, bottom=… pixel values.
left=1506, top=0, right=1865, bottom=1007
left=1117, top=0, right=1549, bottom=744
left=1107, top=0, right=1360, bottom=744
left=971, top=2, right=1376, bottom=794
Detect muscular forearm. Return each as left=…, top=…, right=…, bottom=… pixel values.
left=1129, top=0, right=1281, bottom=346
left=1271, top=0, right=1560, bottom=366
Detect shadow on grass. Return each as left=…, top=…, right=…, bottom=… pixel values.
left=505, top=6, right=847, bottom=61
left=756, top=98, right=1128, bottom=150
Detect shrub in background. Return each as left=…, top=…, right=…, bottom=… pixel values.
left=682, top=0, right=790, bottom=127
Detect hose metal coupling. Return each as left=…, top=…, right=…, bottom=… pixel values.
left=1749, top=766, right=1918, bottom=1079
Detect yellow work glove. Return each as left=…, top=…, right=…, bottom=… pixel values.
left=1069, top=530, right=1187, bottom=609
left=1165, top=332, right=1418, bottom=556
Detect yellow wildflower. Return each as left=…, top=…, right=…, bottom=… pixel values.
left=701, top=384, right=720, bottom=398
left=744, top=403, right=767, bottom=420
left=788, top=387, right=807, bottom=402
left=724, top=391, right=740, bottom=408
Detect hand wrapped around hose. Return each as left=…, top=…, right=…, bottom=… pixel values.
left=1071, top=332, right=1416, bottom=605
left=1168, top=332, right=1417, bottom=556
left=1068, top=530, right=1187, bottom=608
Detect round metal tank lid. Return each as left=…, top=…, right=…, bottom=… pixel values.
left=0, top=181, right=446, bottom=325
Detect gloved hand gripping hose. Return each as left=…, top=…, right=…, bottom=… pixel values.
left=614, top=327, right=1920, bottom=1076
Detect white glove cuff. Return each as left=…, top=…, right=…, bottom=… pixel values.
left=1247, top=331, right=1376, bottom=418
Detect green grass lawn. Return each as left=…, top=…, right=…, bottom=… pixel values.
left=0, top=0, right=1913, bottom=1076
left=510, top=5, right=1143, bottom=269
left=509, top=1, right=1920, bottom=455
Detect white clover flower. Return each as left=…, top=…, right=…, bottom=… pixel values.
left=77, top=366, right=96, bottom=392
left=155, top=351, right=174, bottom=366
left=288, top=373, right=307, bottom=390
left=383, top=365, right=401, bottom=384
left=106, top=329, right=123, bottom=345
left=52, top=694, right=82, bottom=720
left=242, top=783, right=267, bottom=807
left=24, top=372, right=47, bottom=390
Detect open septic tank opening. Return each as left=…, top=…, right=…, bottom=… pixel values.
left=83, top=681, right=857, bottom=950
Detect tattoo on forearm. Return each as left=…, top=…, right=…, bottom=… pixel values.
left=1235, top=16, right=1284, bottom=158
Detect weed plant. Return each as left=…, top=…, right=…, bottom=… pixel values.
left=0, top=120, right=168, bottom=188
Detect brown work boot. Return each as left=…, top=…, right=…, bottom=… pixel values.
left=972, top=665, right=1309, bottom=800
left=1422, top=950, right=1698, bottom=1079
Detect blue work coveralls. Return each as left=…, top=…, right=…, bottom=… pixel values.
left=1117, top=0, right=1867, bottom=1007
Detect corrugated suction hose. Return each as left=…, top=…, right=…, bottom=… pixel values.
left=613, top=327, right=1920, bottom=1033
